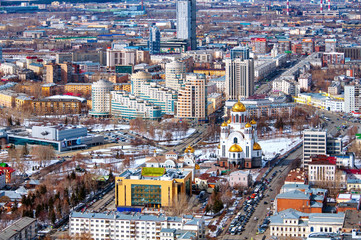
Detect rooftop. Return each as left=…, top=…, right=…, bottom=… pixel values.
left=0, top=217, right=36, bottom=240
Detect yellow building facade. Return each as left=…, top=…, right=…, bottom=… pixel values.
left=64, top=83, right=92, bottom=95
left=193, top=69, right=225, bottom=76
left=115, top=167, right=192, bottom=208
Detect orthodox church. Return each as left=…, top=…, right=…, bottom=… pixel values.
left=218, top=101, right=262, bottom=168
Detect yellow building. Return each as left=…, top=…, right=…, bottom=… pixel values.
left=32, top=97, right=85, bottom=115
left=0, top=90, right=18, bottom=108
left=15, top=95, right=33, bottom=109
left=115, top=167, right=192, bottom=208
left=193, top=69, right=225, bottom=76
left=64, top=83, right=92, bottom=96
left=114, top=83, right=131, bottom=92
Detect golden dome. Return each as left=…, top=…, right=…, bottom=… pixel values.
left=217, top=144, right=221, bottom=149
left=229, top=144, right=243, bottom=152
left=250, top=119, right=257, bottom=125
left=227, top=119, right=231, bottom=124
left=185, top=145, right=195, bottom=153
left=253, top=142, right=262, bottom=150
left=232, top=100, right=246, bottom=112
left=245, top=123, right=252, bottom=128
left=221, top=122, right=228, bottom=127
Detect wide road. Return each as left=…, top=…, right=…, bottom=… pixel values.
left=222, top=147, right=303, bottom=240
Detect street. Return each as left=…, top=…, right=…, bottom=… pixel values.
left=222, top=147, right=303, bottom=240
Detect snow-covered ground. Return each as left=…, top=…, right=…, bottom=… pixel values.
left=90, top=124, right=130, bottom=132
left=134, top=128, right=197, bottom=141
left=260, top=137, right=302, bottom=159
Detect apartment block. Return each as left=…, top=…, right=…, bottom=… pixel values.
left=0, top=217, right=37, bottom=240
left=69, top=211, right=205, bottom=240
left=176, top=73, right=207, bottom=120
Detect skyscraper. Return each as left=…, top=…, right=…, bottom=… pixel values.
left=148, top=25, right=160, bottom=54
left=176, top=0, right=196, bottom=50
left=225, top=58, right=255, bottom=100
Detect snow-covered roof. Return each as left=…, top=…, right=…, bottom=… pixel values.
left=45, top=95, right=86, bottom=102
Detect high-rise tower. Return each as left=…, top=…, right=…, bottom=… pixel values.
left=148, top=25, right=160, bottom=55
left=176, top=0, right=196, bottom=50
left=225, top=51, right=254, bottom=100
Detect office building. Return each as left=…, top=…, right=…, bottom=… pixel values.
left=176, top=73, right=207, bottom=120
left=218, top=101, right=262, bottom=169
left=69, top=211, right=205, bottom=240
left=89, top=79, right=113, bottom=117
left=176, top=0, right=196, bottom=50
left=303, top=130, right=327, bottom=166
left=230, top=46, right=250, bottom=60
left=0, top=217, right=37, bottom=240
left=225, top=58, right=254, bottom=100
left=148, top=25, right=161, bottom=54
left=308, top=156, right=346, bottom=187
left=106, top=48, right=150, bottom=67
left=328, top=81, right=341, bottom=95
left=111, top=91, right=162, bottom=120
left=165, top=61, right=186, bottom=91
left=344, top=85, right=361, bottom=113
left=115, top=167, right=192, bottom=207
left=270, top=209, right=344, bottom=238
left=303, top=130, right=343, bottom=166
left=9, top=125, right=104, bottom=152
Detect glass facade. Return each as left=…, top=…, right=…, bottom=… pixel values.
left=131, top=184, right=161, bottom=206
left=9, top=136, right=59, bottom=150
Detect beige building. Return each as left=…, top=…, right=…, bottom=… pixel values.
left=225, top=58, right=254, bottom=100
left=176, top=73, right=206, bottom=120
left=165, top=61, right=186, bottom=91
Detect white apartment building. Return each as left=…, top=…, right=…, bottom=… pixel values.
left=272, top=79, right=300, bottom=96
left=165, top=61, right=186, bottom=91
left=325, top=99, right=344, bottom=112
left=176, top=73, right=207, bottom=120
left=303, top=130, right=327, bottom=166
left=344, top=85, right=361, bottom=113
left=69, top=211, right=205, bottom=240
left=89, top=79, right=113, bottom=117
left=298, top=73, right=312, bottom=91
left=131, top=71, right=177, bottom=115
left=270, top=209, right=344, bottom=238
left=254, top=60, right=276, bottom=82
left=0, top=63, right=17, bottom=75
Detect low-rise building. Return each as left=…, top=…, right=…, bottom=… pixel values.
left=275, top=184, right=327, bottom=213
left=270, top=209, right=344, bottom=238
left=0, top=217, right=37, bottom=240
left=69, top=211, right=205, bottom=240
left=32, top=96, right=87, bottom=115
left=229, top=170, right=252, bottom=188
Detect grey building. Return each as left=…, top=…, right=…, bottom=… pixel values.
left=176, top=0, right=196, bottom=50
left=225, top=58, right=254, bottom=100
left=303, top=129, right=343, bottom=167
left=0, top=217, right=37, bottom=240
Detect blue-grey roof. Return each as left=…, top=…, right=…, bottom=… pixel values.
left=276, top=190, right=310, bottom=200
left=160, top=228, right=176, bottom=233
left=178, top=231, right=196, bottom=239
